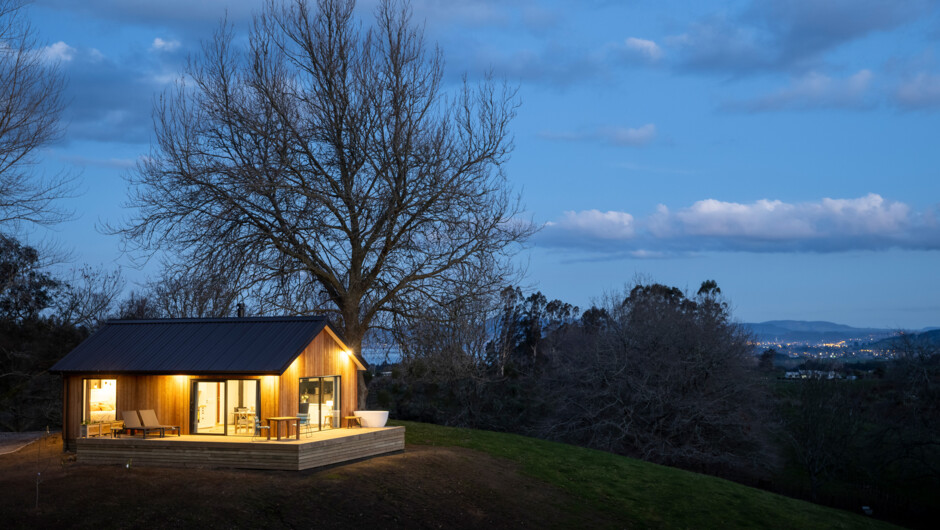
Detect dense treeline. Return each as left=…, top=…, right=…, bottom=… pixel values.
left=0, top=236, right=86, bottom=431
left=371, top=281, right=940, bottom=527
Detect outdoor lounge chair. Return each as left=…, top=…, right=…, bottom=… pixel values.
left=122, top=410, right=165, bottom=438
left=139, top=409, right=181, bottom=436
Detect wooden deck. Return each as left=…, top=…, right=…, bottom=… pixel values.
left=75, top=426, right=405, bottom=471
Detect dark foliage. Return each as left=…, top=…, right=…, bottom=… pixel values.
left=378, top=281, right=770, bottom=477
left=0, top=234, right=59, bottom=321
left=0, top=317, right=86, bottom=430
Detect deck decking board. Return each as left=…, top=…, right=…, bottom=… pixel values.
left=75, top=426, right=404, bottom=471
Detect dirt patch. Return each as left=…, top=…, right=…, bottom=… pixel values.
left=0, top=435, right=614, bottom=529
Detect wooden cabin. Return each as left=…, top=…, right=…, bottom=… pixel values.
left=51, top=317, right=366, bottom=450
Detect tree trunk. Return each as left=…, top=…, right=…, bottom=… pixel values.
left=340, top=305, right=369, bottom=410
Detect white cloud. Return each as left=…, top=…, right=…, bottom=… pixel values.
left=611, top=37, right=664, bottom=64
left=540, top=123, right=657, bottom=147
left=539, top=194, right=940, bottom=254
left=599, top=124, right=657, bottom=146
left=624, top=38, right=662, bottom=61
left=546, top=210, right=636, bottom=240
left=151, top=37, right=181, bottom=52
left=895, top=72, right=940, bottom=109
left=669, top=194, right=909, bottom=239
left=723, top=70, right=874, bottom=112
left=42, top=41, right=76, bottom=62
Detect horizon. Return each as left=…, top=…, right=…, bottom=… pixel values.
left=16, top=0, right=940, bottom=329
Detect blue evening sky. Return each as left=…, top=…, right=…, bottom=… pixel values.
left=21, top=0, right=940, bottom=328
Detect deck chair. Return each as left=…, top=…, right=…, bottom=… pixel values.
left=139, top=409, right=181, bottom=436
left=122, top=411, right=164, bottom=438
left=298, top=411, right=312, bottom=438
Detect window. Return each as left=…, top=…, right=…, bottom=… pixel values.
left=83, top=379, right=116, bottom=423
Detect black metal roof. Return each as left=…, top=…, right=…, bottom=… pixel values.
left=50, top=316, right=362, bottom=375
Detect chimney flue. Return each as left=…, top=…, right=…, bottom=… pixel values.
left=236, top=303, right=245, bottom=318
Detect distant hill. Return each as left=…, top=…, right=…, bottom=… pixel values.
left=743, top=320, right=897, bottom=343
left=869, top=328, right=940, bottom=351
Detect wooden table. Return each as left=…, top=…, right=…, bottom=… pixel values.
left=343, top=416, right=362, bottom=428
left=266, top=416, right=300, bottom=441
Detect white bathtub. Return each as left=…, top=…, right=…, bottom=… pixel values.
left=353, top=410, right=389, bottom=428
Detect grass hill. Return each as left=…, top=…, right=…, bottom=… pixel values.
left=1, top=421, right=899, bottom=529
left=397, top=421, right=898, bottom=529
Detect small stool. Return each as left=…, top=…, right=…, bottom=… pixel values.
left=343, top=416, right=362, bottom=428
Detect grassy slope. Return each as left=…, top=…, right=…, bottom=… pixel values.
left=393, top=420, right=899, bottom=530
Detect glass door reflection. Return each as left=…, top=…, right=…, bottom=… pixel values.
left=299, top=376, right=340, bottom=431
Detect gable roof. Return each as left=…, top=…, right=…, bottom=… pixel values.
left=50, top=316, right=366, bottom=375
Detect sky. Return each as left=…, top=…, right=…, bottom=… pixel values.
left=17, top=0, right=940, bottom=329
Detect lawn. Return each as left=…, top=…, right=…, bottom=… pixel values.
left=394, top=420, right=900, bottom=529
left=0, top=423, right=902, bottom=529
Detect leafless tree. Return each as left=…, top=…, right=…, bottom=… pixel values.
left=116, top=0, right=531, bottom=406
left=147, top=265, right=240, bottom=318
left=55, top=265, right=124, bottom=329
left=0, top=0, right=72, bottom=232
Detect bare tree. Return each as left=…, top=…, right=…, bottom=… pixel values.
left=147, top=265, right=240, bottom=318
left=55, top=265, right=124, bottom=329
left=117, top=0, right=531, bottom=405
left=0, top=0, right=72, bottom=232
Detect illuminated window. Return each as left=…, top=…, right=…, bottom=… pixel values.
left=83, top=379, right=117, bottom=422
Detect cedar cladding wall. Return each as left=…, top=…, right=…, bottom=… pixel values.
left=62, top=330, right=359, bottom=446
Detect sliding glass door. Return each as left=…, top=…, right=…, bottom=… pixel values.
left=191, top=379, right=259, bottom=436
left=299, top=376, right=340, bottom=431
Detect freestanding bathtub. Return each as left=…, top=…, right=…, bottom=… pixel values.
left=353, top=410, right=389, bottom=428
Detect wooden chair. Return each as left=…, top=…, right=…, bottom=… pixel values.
left=234, top=407, right=252, bottom=434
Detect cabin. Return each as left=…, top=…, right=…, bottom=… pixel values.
left=51, top=316, right=368, bottom=451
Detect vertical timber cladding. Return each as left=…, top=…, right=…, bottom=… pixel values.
left=278, top=330, right=360, bottom=419
left=61, top=326, right=358, bottom=445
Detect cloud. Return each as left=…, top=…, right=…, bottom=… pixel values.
left=151, top=38, right=181, bottom=52
left=722, top=70, right=875, bottom=112
left=540, top=123, right=657, bottom=147
left=669, top=0, right=936, bottom=74
left=667, top=16, right=770, bottom=72
left=54, top=154, right=137, bottom=169
left=894, top=72, right=940, bottom=108
left=538, top=194, right=940, bottom=254
left=41, top=41, right=77, bottom=62
left=40, top=0, right=261, bottom=27
left=599, top=124, right=657, bottom=146
left=464, top=42, right=600, bottom=85
left=56, top=46, right=181, bottom=144
left=607, top=37, right=663, bottom=64
left=540, top=210, right=636, bottom=252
